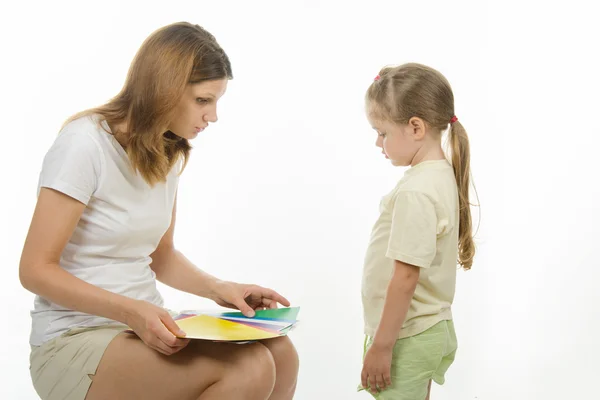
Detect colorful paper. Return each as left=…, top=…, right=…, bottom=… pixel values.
left=175, top=314, right=282, bottom=341
left=173, top=307, right=300, bottom=342
left=125, top=307, right=300, bottom=343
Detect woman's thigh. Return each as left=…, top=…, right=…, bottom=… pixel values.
left=86, top=333, right=276, bottom=400
left=30, top=325, right=126, bottom=400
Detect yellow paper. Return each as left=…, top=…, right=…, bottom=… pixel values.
left=176, top=314, right=282, bottom=341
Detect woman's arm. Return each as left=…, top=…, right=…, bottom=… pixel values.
left=150, top=193, right=291, bottom=316
left=20, top=188, right=187, bottom=355
left=19, top=188, right=137, bottom=323
left=149, top=193, right=221, bottom=298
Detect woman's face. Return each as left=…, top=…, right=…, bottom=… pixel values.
left=168, top=79, right=228, bottom=140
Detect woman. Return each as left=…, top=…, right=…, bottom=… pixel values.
left=20, top=22, right=299, bottom=400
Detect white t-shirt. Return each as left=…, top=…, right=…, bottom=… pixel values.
left=361, top=160, right=459, bottom=339
left=29, top=115, right=179, bottom=346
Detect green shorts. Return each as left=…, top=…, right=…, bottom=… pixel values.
left=357, top=320, right=458, bottom=400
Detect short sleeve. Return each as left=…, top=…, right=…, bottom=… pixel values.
left=38, top=130, right=103, bottom=205
left=386, top=191, right=438, bottom=268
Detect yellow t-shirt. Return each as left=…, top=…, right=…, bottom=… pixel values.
left=361, top=159, right=459, bottom=339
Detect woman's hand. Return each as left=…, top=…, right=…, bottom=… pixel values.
left=210, top=280, right=291, bottom=317
left=124, top=299, right=191, bottom=355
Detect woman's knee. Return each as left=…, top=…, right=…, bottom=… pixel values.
left=265, top=336, right=299, bottom=374
left=230, top=343, right=276, bottom=395
left=261, top=337, right=299, bottom=398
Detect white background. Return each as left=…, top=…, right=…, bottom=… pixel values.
left=1, top=0, right=598, bottom=399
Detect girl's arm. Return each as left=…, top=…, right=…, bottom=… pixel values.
left=370, top=260, right=420, bottom=350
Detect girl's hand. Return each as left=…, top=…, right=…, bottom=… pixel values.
left=125, top=299, right=191, bottom=355
left=361, top=342, right=393, bottom=394
left=210, top=280, right=291, bottom=317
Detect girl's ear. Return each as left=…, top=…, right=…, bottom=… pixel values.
left=408, top=117, right=426, bottom=140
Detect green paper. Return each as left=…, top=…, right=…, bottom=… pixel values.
left=217, top=306, right=300, bottom=321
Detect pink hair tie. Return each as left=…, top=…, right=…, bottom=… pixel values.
left=450, top=116, right=458, bottom=124
left=374, top=75, right=381, bottom=81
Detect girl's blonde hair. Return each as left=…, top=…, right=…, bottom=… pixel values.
left=63, top=22, right=233, bottom=186
left=366, top=63, right=475, bottom=270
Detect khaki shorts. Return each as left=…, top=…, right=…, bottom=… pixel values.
left=30, top=324, right=128, bottom=400
left=357, top=320, right=458, bottom=400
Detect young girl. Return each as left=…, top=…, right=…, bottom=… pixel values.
left=20, top=22, right=298, bottom=400
left=358, top=63, right=475, bottom=399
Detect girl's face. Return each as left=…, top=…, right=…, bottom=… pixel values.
left=367, top=116, right=422, bottom=167
left=168, top=79, right=228, bottom=140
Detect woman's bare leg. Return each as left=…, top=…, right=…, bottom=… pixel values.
left=85, top=333, right=276, bottom=400
left=261, top=336, right=299, bottom=400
